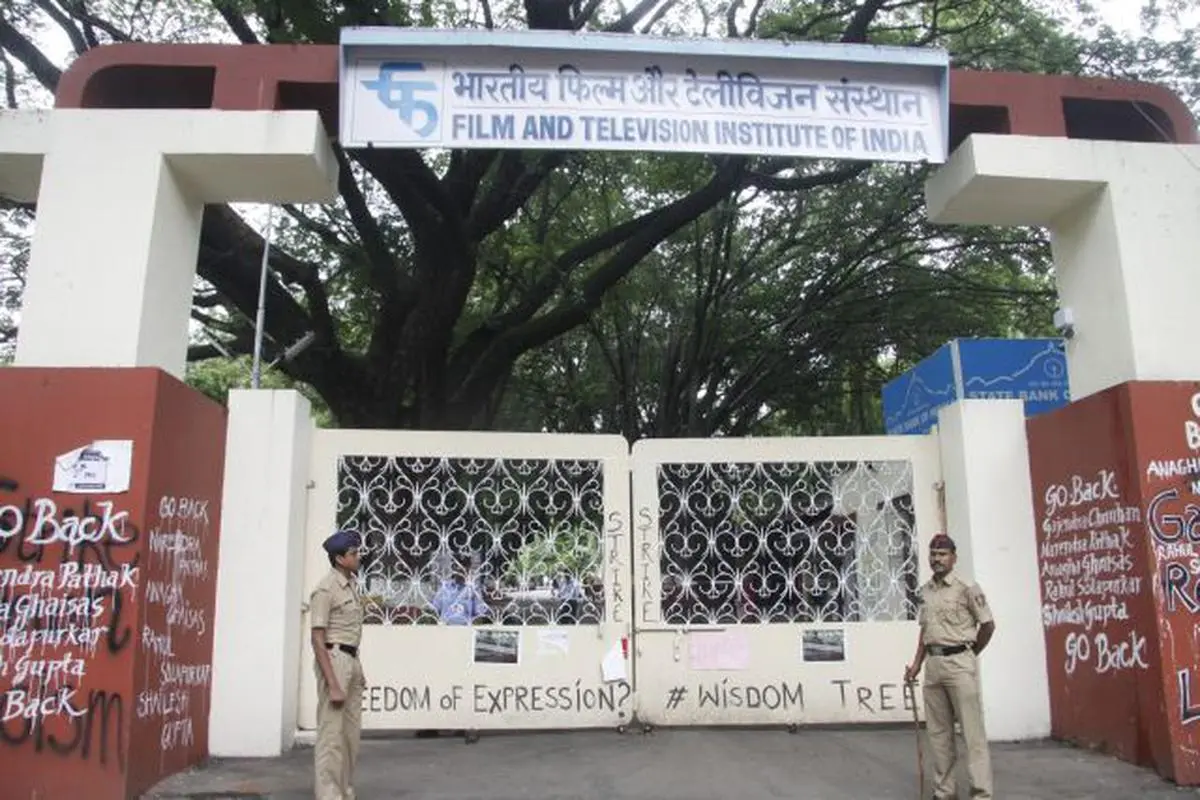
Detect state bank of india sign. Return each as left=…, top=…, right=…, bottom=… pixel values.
left=339, top=29, right=951, bottom=164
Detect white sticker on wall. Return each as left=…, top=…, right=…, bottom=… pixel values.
left=52, top=440, right=133, bottom=494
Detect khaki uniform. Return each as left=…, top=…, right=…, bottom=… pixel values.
left=310, top=568, right=365, bottom=800
left=917, top=572, right=993, bottom=799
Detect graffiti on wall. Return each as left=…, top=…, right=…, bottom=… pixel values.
left=135, top=494, right=214, bottom=755
left=1143, top=389, right=1200, bottom=733
left=1037, top=468, right=1148, bottom=676
left=363, top=679, right=632, bottom=717
left=0, top=480, right=140, bottom=767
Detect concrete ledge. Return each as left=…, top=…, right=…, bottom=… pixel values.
left=925, top=135, right=1106, bottom=227
left=0, top=109, right=53, bottom=201
left=0, top=108, right=337, bottom=204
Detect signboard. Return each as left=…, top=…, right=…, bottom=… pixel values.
left=338, top=28, right=951, bottom=163
left=882, top=338, right=1069, bottom=435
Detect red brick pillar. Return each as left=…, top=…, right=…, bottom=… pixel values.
left=0, top=368, right=226, bottom=799
left=1028, top=381, right=1200, bottom=785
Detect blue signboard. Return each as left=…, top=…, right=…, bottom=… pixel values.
left=882, top=338, right=1069, bottom=435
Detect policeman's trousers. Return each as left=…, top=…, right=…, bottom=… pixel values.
left=314, top=649, right=365, bottom=800
left=923, top=651, right=993, bottom=799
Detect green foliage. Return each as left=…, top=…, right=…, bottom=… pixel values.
left=185, top=356, right=335, bottom=427
left=0, top=0, right=1194, bottom=438
left=502, top=523, right=602, bottom=587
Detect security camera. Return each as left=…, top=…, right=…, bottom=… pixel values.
left=1053, top=307, right=1075, bottom=340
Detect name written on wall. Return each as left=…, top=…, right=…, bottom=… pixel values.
left=0, top=484, right=140, bottom=767
left=1143, top=390, right=1200, bottom=729
left=136, top=494, right=214, bottom=753
left=1038, top=469, right=1149, bottom=677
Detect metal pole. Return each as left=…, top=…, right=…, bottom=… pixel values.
left=250, top=205, right=276, bottom=389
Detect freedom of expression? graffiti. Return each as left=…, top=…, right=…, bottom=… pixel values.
left=363, top=680, right=633, bottom=715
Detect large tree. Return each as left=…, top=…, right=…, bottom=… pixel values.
left=0, top=0, right=1195, bottom=433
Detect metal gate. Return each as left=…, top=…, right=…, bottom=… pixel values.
left=297, top=430, right=941, bottom=731
left=630, top=435, right=942, bottom=727
left=296, top=430, right=634, bottom=732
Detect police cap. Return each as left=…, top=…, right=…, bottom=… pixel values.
left=322, top=529, right=361, bottom=556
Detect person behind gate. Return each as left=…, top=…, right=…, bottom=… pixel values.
left=310, top=529, right=366, bottom=800
left=904, top=533, right=996, bottom=799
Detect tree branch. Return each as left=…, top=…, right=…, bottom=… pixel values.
left=842, top=0, right=891, bottom=43
left=0, top=51, right=18, bottom=109
left=212, top=0, right=261, bottom=43
left=571, top=0, right=605, bottom=28
left=0, top=18, right=62, bottom=92
left=745, top=161, right=872, bottom=192
left=331, top=144, right=409, bottom=301
left=353, top=149, right=455, bottom=256
left=451, top=158, right=746, bottom=406
left=59, top=0, right=132, bottom=42
left=467, top=151, right=569, bottom=239
left=33, top=1, right=88, bottom=54
left=607, top=0, right=664, bottom=33
left=726, top=0, right=744, bottom=38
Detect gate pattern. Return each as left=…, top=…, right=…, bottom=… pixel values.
left=631, top=436, right=942, bottom=727
left=297, top=431, right=633, bottom=732
left=299, top=431, right=941, bottom=731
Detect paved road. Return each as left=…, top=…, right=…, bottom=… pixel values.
left=145, top=726, right=1200, bottom=799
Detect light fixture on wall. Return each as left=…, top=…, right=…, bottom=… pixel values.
left=1053, top=307, right=1076, bottom=340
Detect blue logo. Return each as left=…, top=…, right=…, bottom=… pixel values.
left=363, top=62, right=440, bottom=137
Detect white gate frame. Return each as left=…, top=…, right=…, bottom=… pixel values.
left=629, top=434, right=943, bottom=728
left=296, top=429, right=634, bottom=732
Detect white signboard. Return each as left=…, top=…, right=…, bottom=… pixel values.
left=339, top=29, right=950, bottom=163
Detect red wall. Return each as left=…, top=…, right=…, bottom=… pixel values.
left=1028, top=381, right=1200, bottom=785
left=1125, top=383, right=1200, bottom=783
left=0, top=368, right=226, bottom=799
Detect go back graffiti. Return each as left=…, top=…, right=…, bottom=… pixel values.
left=0, top=480, right=140, bottom=770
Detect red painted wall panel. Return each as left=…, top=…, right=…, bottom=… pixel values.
left=1125, top=382, right=1200, bottom=785
left=1027, top=385, right=1165, bottom=770
left=1028, top=381, right=1200, bottom=786
left=127, top=371, right=227, bottom=798
left=0, top=368, right=226, bottom=799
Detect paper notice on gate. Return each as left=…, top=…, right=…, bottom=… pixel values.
left=537, top=629, right=570, bottom=656
left=52, top=440, right=133, bottom=494
left=601, top=641, right=627, bottom=683
left=688, top=629, right=751, bottom=671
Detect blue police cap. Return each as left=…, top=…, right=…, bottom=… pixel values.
left=322, top=529, right=361, bottom=555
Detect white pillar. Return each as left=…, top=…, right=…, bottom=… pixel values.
left=937, top=399, right=1051, bottom=741
left=925, top=134, right=1200, bottom=403
left=0, top=109, right=337, bottom=378
left=209, top=389, right=314, bottom=757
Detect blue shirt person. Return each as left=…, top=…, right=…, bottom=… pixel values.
left=430, top=577, right=491, bottom=625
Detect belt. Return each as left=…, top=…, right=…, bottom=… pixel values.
left=326, top=643, right=358, bottom=658
left=925, top=644, right=969, bottom=657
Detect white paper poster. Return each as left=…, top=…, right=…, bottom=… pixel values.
left=688, top=629, right=751, bottom=670
left=601, top=641, right=627, bottom=683
left=52, top=440, right=133, bottom=494
left=537, top=629, right=570, bottom=656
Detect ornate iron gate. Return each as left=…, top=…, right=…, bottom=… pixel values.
left=297, top=430, right=940, bottom=732
left=630, top=435, right=941, bottom=728
left=297, top=431, right=633, bottom=732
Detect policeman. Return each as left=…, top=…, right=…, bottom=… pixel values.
left=904, top=533, right=996, bottom=799
left=310, top=530, right=365, bottom=800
